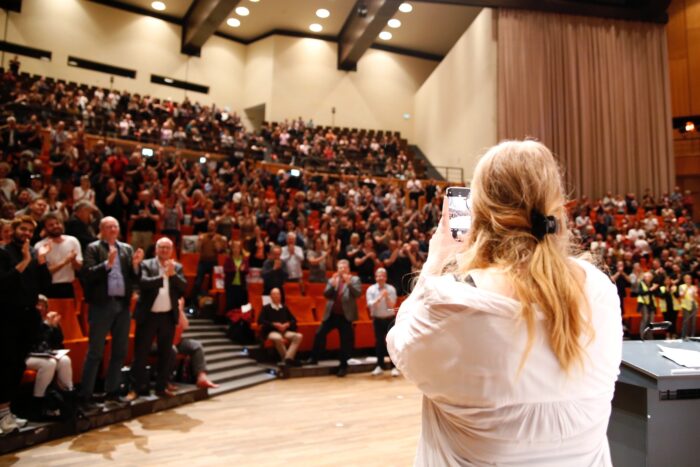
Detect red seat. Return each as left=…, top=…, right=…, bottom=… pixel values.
left=47, top=298, right=83, bottom=340
left=285, top=296, right=316, bottom=323
left=306, top=282, right=327, bottom=297
left=283, top=282, right=303, bottom=296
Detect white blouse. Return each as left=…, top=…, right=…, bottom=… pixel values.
left=387, top=258, right=622, bottom=466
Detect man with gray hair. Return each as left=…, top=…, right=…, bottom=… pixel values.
left=128, top=237, right=186, bottom=399
left=80, top=216, right=143, bottom=412
left=306, top=259, right=361, bottom=377
left=280, top=231, right=304, bottom=291
left=366, top=268, right=399, bottom=377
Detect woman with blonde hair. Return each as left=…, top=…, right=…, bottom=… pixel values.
left=388, top=141, right=622, bottom=466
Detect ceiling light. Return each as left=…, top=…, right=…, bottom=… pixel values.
left=309, top=23, right=323, bottom=33
left=235, top=6, right=250, bottom=16
left=388, top=18, right=401, bottom=28
left=398, top=2, right=413, bottom=13
left=685, top=121, right=696, bottom=132
left=227, top=18, right=241, bottom=27
left=379, top=31, right=392, bottom=40
left=249, top=0, right=260, bottom=2
left=316, top=8, right=330, bottom=19
left=151, top=1, right=166, bottom=11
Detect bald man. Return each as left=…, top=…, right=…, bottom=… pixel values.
left=80, top=217, right=143, bottom=411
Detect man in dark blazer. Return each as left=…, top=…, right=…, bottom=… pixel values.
left=307, top=259, right=362, bottom=377
left=129, top=237, right=186, bottom=398
left=80, top=216, right=143, bottom=411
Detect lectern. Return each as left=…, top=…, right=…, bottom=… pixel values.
left=608, top=340, right=700, bottom=467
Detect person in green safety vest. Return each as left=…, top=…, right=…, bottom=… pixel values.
left=635, top=272, right=658, bottom=340
left=656, top=275, right=679, bottom=339
left=679, top=274, right=699, bottom=340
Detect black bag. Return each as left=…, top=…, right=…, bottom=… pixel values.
left=227, top=319, right=256, bottom=345
left=44, top=388, right=78, bottom=422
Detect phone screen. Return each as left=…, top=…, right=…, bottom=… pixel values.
left=447, top=187, right=472, bottom=241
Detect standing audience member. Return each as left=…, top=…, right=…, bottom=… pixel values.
left=224, top=240, right=249, bottom=310
left=80, top=217, right=143, bottom=412
left=129, top=237, right=186, bottom=398
left=191, top=220, right=226, bottom=305
left=366, top=268, right=399, bottom=377
left=25, top=295, right=75, bottom=419
left=0, top=216, right=51, bottom=433
left=680, top=274, right=698, bottom=340
left=65, top=201, right=97, bottom=253
left=35, top=212, right=82, bottom=298
left=307, top=259, right=361, bottom=377
left=281, top=232, right=305, bottom=291
left=262, top=245, right=287, bottom=304
left=129, top=190, right=159, bottom=254
left=306, top=237, right=328, bottom=283
left=657, top=276, right=679, bottom=339
left=258, top=288, right=303, bottom=374
left=635, top=272, right=657, bottom=340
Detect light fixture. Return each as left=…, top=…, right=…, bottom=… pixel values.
left=164, top=78, right=174, bottom=84
left=388, top=18, right=401, bottom=28
left=199, top=156, right=207, bottom=164
left=151, top=1, right=166, bottom=11
left=309, top=23, right=323, bottom=33
left=249, top=0, right=260, bottom=2
left=316, top=8, right=330, bottom=19
left=379, top=31, right=392, bottom=40
left=235, top=6, right=250, bottom=16
left=685, top=121, right=696, bottom=132
left=399, top=2, right=413, bottom=13
left=227, top=17, right=241, bottom=27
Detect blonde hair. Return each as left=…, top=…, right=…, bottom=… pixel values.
left=454, top=140, right=592, bottom=372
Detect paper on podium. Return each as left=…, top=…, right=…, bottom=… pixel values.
left=658, top=345, right=700, bottom=368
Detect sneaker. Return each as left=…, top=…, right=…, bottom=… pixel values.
left=0, top=414, right=19, bottom=435
left=12, top=413, right=28, bottom=428
left=391, top=368, right=401, bottom=377
left=371, top=366, right=384, bottom=376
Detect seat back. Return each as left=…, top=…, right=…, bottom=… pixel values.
left=285, top=296, right=315, bottom=323
left=47, top=298, right=83, bottom=340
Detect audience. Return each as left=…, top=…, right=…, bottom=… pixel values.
left=366, top=268, right=399, bottom=377
left=257, top=288, right=303, bottom=375
left=307, top=260, right=362, bottom=377
left=35, top=212, right=82, bottom=298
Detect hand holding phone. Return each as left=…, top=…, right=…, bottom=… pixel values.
left=446, top=187, right=472, bottom=242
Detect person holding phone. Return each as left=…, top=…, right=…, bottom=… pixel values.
left=388, top=141, right=622, bottom=465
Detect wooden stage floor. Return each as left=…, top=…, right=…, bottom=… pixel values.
left=0, top=374, right=421, bottom=466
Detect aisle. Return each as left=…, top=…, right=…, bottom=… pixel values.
left=0, top=374, right=421, bottom=466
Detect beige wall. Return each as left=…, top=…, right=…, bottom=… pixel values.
left=414, top=8, right=498, bottom=182
left=3, top=0, right=436, bottom=139
left=269, top=36, right=436, bottom=140
left=3, top=0, right=245, bottom=110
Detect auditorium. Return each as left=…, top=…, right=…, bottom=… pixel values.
left=0, top=0, right=698, bottom=465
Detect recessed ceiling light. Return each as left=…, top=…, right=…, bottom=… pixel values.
left=227, top=17, right=241, bottom=27
left=235, top=6, right=250, bottom=16
left=151, top=1, right=166, bottom=11
left=379, top=31, right=392, bottom=40
left=388, top=18, right=401, bottom=28
left=249, top=0, right=260, bottom=2
left=309, top=23, right=323, bottom=33
left=316, top=8, right=330, bottom=19
left=399, top=2, right=413, bottom=13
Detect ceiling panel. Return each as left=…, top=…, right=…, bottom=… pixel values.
left=216, top=0, right=357, bottom=40
left=116, top=0, right=194, bottom=19
left=373, top=3, right=481, bottom=56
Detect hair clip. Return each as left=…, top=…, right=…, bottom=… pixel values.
left=531, top=209, right=558, bottom=241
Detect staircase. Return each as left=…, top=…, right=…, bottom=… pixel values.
left=183, top=318, right=276, bottom=397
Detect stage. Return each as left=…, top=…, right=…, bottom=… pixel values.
left=0, top=375, right=421, bottom=466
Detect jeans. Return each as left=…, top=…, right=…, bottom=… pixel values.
left=80, top=299, right=131, bottom=399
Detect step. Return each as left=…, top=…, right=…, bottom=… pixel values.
left=204, top=344, right=249, bottom=355
left=186, top=324, right=226, bottom=332
left=184, top=331, right=229, bottom=339
left=195, top=337, right=231, bottom=346
left=206, top=352, right=250, bottom=364
left=208, top=365, right=269, bottom=384
left=206, top=358, right=258, bottom=373
left=207, top=372, right=277, bottom=397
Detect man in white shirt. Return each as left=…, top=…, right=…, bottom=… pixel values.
left=366, top=268, right=399, bottom=377
left=281, top=232, right=304, bottom=293
left=35, top=212, right=82, bottom=298
left=129, top=237, right=186, bottom=399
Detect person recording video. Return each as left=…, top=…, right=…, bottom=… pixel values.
left=387, top=140, right=622, bottom=466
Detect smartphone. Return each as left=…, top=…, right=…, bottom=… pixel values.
left=446, top=187, right=472, bottom=241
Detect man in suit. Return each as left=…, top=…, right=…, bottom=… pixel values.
left=128, top=237, right=186, bottom=398
left=307, top=259, right=362, bottom=377
left=65, top=201, right=98, bottom=253
left=80, top=216, right=143, bottom=412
